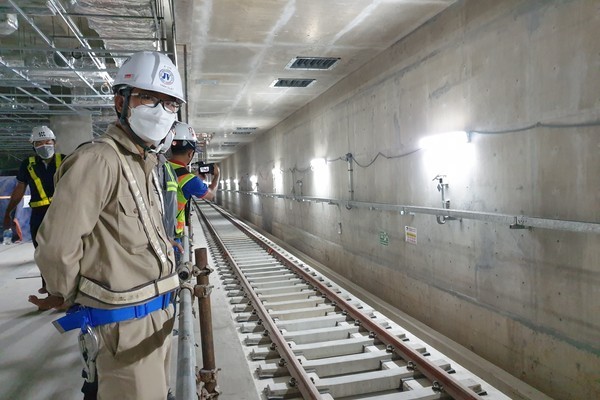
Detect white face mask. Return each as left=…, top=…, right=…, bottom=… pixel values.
left=128, top=105, right=177, bottom=146
left=35, top=144, right=55, bottom=159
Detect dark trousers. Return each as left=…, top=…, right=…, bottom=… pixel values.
left=81, top=370, right=98, bottom=400
left=30, top=207, right=48, bottom=288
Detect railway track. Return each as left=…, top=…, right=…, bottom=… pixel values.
left=194, top=201, right=513, bottom=400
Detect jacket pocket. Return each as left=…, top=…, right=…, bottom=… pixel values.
left=117, top=196, right=148, bottom=254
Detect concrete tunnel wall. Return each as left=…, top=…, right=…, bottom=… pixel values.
left=216, top=1, right=600, bottom=398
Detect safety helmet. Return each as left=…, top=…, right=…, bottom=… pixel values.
left=155, top=126, right=175, bottom=154
left=171, top=122, right=198, bottom=151
left=30, top=126, right=56, bottom=142
left=112, top=51, right=185, bottom=103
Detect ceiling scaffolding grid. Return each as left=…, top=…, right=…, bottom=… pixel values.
left=0, top=0, right=173, bottom=161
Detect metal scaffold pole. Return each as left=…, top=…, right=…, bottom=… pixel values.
left=176, top=230, right=197, bottom=400
left=195, top=247, right=219, bottom=398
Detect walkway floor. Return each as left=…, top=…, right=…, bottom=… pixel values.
left=0, top=215, right=260, bottom=400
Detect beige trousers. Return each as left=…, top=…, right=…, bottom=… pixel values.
left=95, top=305, right=175, bottom=400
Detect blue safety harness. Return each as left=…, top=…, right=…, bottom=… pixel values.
left=53, top=292, right=173, bottom=333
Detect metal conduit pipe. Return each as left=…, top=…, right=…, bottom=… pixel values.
left=346, top=153, right=354, bottom=208
left=221, top=190, right=600, bottom=234
left=7, top=0, right=104, bottom=95
left=176, top=287, right=197, bottom=400
left=176, top=228, right=198, bottom=400
left=194, top=247, right=219, bottom=398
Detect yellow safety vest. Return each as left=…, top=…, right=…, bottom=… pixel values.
left=169, top=161, right=195, bottom=237
left=164, top=162, right=178, bottom=193
left=27, top=154, right=62, bottom=208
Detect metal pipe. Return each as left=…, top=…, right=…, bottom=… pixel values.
left=194, top=247, right=219, bottom=397
left=346, top=153, right=354, bottom=202
left=220, top=190, right=600, bottom=234
left=175, top=287, right=197, bottom=400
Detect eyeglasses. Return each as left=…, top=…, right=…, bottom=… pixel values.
left=130, top=93, right=181, bottom=114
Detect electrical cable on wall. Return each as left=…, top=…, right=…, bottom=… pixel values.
left=470, top=119, right=600, bottom=135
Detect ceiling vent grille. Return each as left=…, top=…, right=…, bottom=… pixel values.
left=222, top=142, right=238, bottom=146
left=286, top=57, right=340, bottom=70
left=271, top=78, right=315, bottom=88
left=231, top=129, right=256, bottom=135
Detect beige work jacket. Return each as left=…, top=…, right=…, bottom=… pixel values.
left=35, top=123, right=176, bottom=308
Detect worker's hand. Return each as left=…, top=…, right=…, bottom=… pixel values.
left=169, top=238, right=184, bottom=254
left=28, top=294, right=67, bottom=311
left=212, top=164, right=220, bottom=176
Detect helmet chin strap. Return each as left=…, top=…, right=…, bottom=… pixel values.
left=118, top=88, right=154, bottom=157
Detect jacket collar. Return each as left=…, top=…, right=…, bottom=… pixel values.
left=103, top=123, right=158, bottom=168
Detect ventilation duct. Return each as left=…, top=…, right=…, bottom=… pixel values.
left=70, top=0, right=160, bottom=66
left=271, top=78, right=316, bottom=88
left=0, top=13, right=18, bottom=36
left=53, top=51, right=74, bottom=68
left=286, top=57, right=340, bottom=70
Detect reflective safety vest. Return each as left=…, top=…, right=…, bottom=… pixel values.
left=27, top=154, right=62, bottom=208
left=169, top=162, right=195, bottom=237
left=161, top=161, right=178, bottom=238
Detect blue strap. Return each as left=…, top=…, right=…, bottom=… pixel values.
left=53, top=292, right=173, bottom=333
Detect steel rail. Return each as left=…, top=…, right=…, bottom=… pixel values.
left=205, top=202, right=482, bottom=400
left=197, top=202, right=323, bottom=400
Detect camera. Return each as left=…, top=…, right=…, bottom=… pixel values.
left=196, top=162, right=215, bottom=175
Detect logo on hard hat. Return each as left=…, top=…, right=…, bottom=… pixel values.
left=159, top=68, right=175, bottom=85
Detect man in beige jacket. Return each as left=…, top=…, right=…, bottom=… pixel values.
left=35, top=51, right=185, bottom=400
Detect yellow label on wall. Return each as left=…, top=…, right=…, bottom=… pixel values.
left=405, top=226, right=417, bottom=245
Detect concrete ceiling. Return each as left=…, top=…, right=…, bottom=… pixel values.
left=0, top=0, right=456, bottom=164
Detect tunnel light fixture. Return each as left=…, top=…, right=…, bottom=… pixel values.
left=310, top=158, right=327, bottom=171
left=419, top=131, right=469, bottom=150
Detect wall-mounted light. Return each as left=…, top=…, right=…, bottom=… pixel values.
left=272, top=166, right=283, bottom=193
left=250, top=175, right=258, bottom=191
left=419, top=131, right=469, bottom=150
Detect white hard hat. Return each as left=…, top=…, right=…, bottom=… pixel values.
left=171, top=122, right=198, bottom=150
left=30, top=126, right=56, bottom=142
left=155, top=126, right=175, bottom=154
left=113, top=51, right=185, bottom=103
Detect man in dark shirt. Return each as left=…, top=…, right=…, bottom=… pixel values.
left=3, top=126, right=65, bottom=301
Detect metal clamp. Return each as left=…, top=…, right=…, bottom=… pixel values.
left=194, top=284, right=214, bottom=298
left=198, top=265, right=215, bottom=276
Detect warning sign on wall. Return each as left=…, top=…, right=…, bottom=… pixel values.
left=405, top=226, right=417, bottom=245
